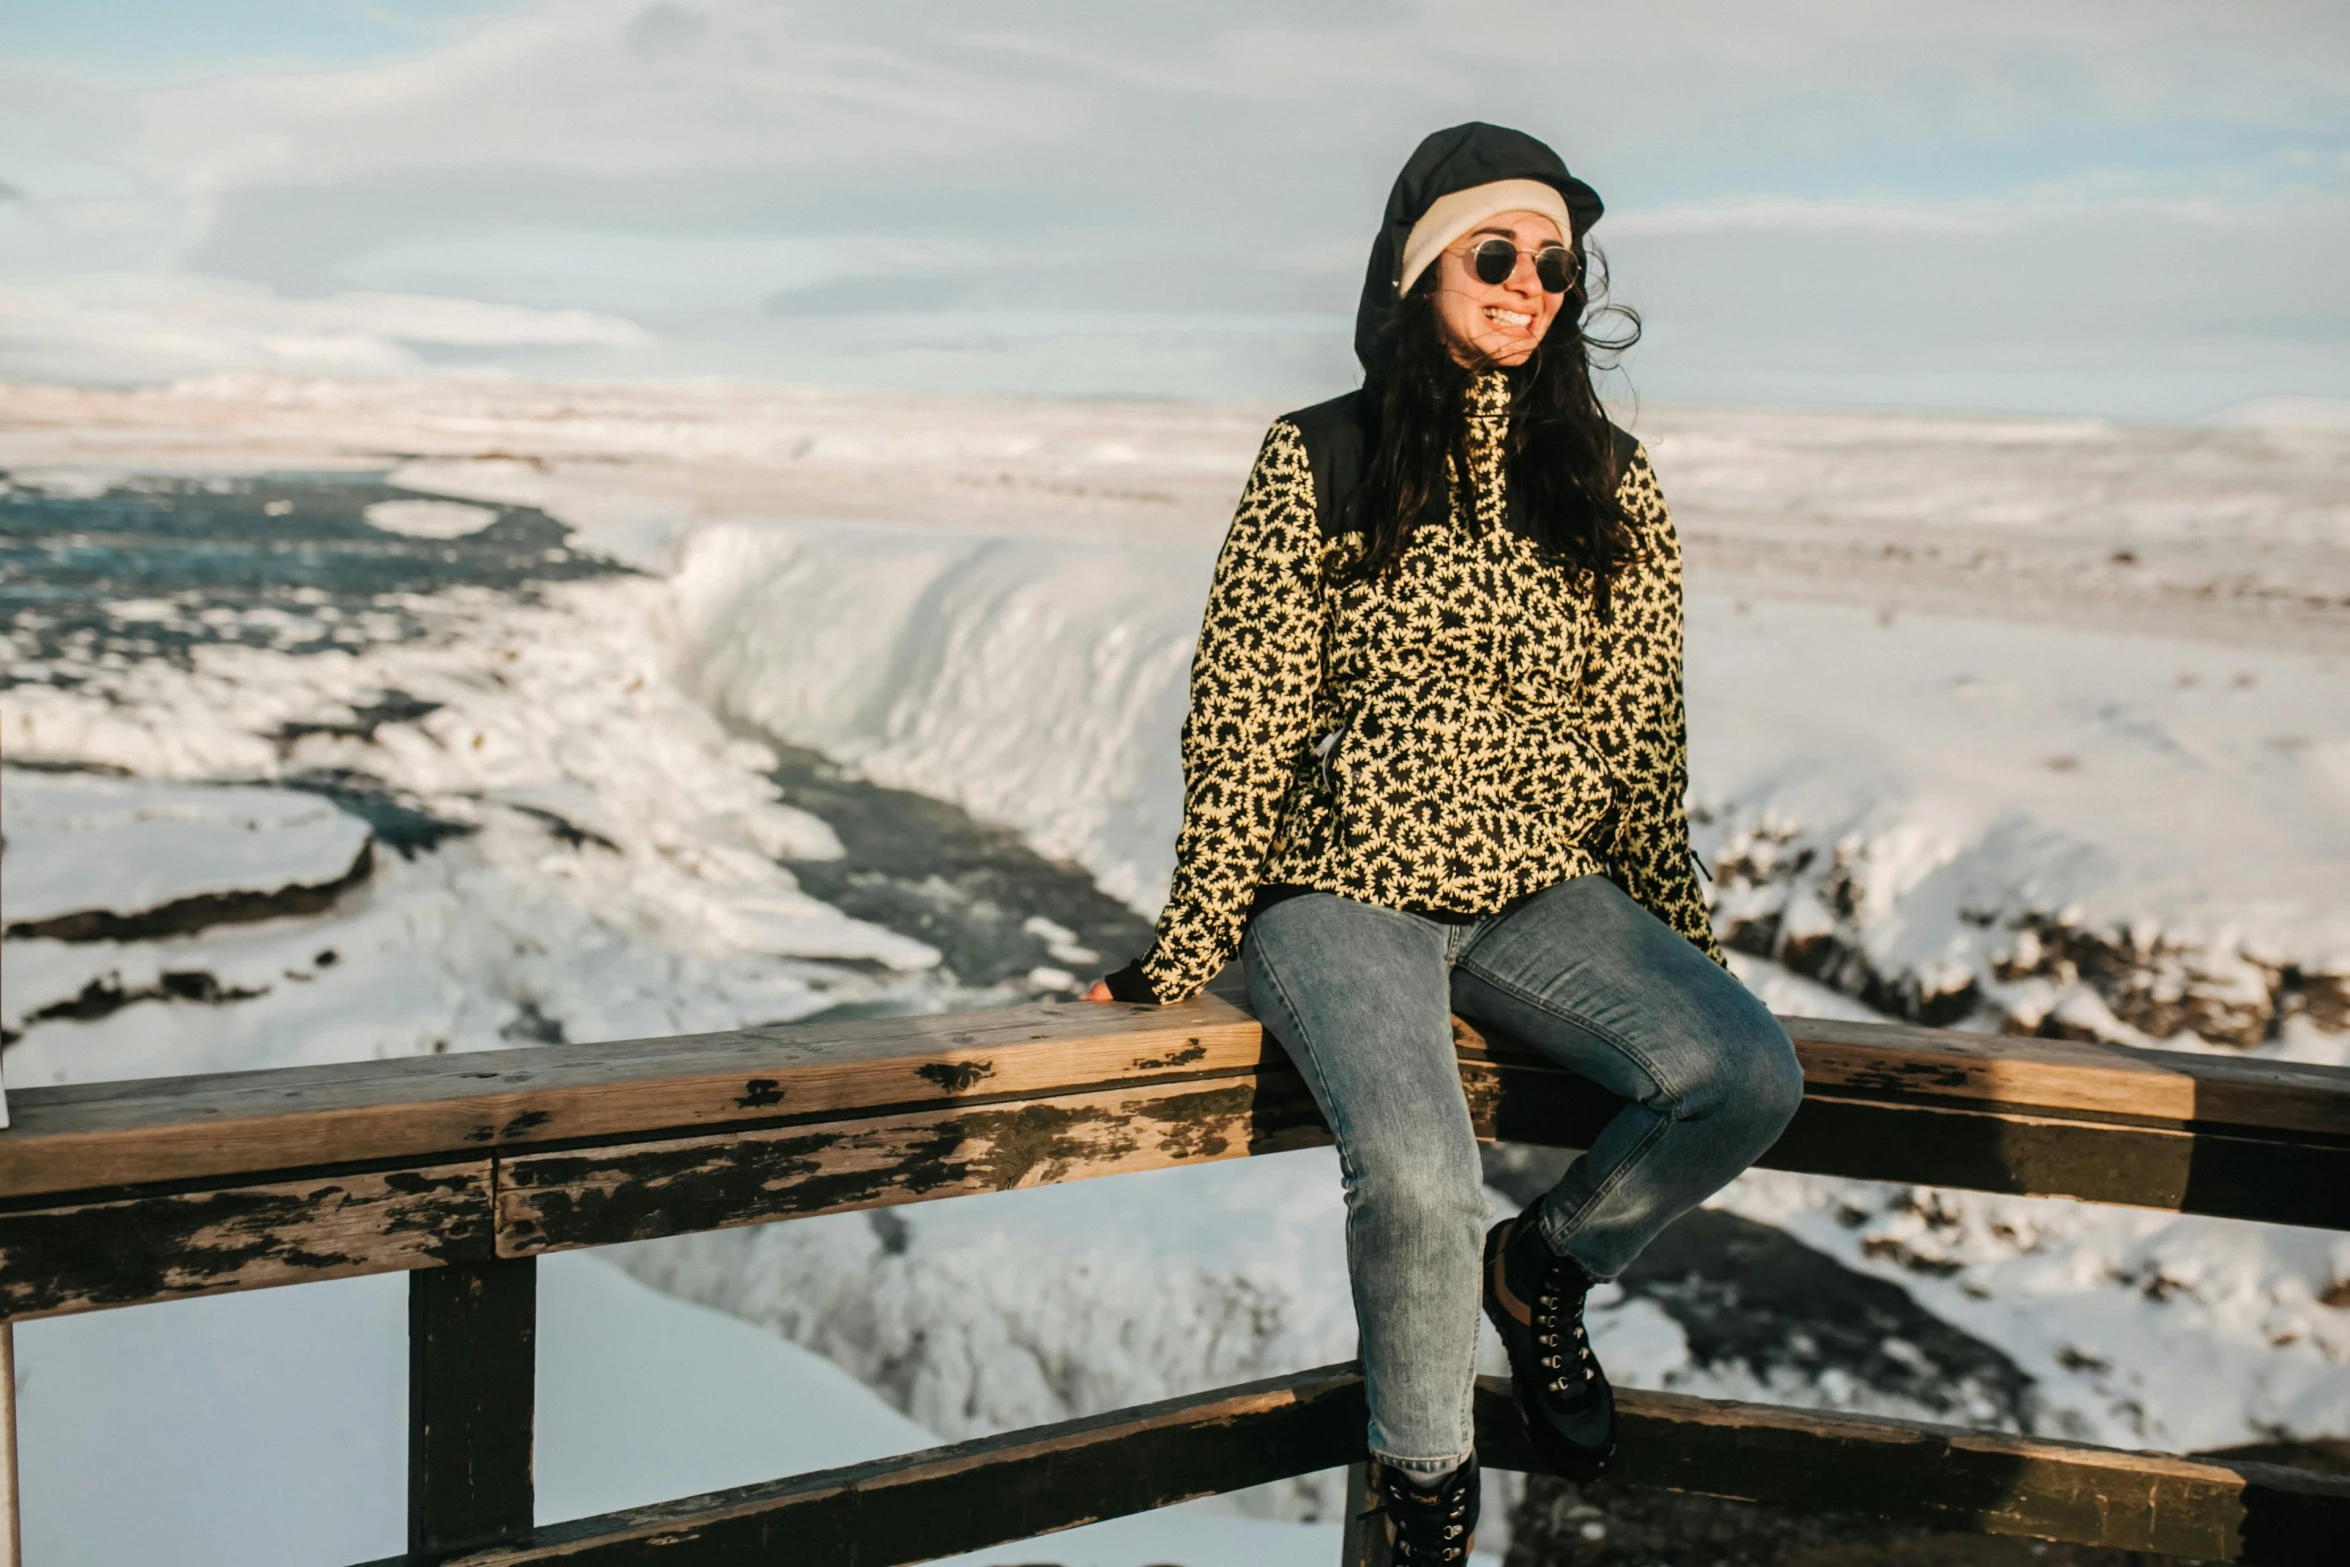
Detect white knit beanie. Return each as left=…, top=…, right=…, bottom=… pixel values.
left=1396, top=178, right=1575, bottom=298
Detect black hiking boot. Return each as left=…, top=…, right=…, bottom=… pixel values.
left=1375, top=1453, right=1480, bottom=1564
left=1482, top=1215, right=1616, bottom=1479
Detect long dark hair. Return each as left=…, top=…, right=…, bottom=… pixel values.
left=1336, top=242, right=1641, bottom=593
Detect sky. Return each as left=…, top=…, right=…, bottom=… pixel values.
left=1, top=0, right=2346, bottom=416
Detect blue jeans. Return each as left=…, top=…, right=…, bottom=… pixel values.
left=1242, top=875, right=1801, bottom=1474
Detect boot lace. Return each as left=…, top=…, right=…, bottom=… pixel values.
left=1385, top=1480, right=1474, bottom=1563
left=1532, top=1260, right=1595, bottom=1398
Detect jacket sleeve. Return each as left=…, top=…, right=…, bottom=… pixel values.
left=1582, top=444, right=1725, bottom=966
left=1114, top=421, right=1326, bottom=1004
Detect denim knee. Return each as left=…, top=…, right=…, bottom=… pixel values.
left=1732, top=1016, right=1805, bottom=1144
left=1344, top=1148, right=1488, bottom=1237
left=1674, top=1009, right=1802, bottom=1142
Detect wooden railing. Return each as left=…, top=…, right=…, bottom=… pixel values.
left=3, top=996, right=2348, bottom=1563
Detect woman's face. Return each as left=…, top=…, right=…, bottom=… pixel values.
left=1430, top=210, right=1570, bottom=368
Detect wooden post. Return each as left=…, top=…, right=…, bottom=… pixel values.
left=0, top=1321, right=19, bottom=1567
left=409, top=1257, right=535, bottom=1561
left=1340, top=1460, right=1390, bottom=1566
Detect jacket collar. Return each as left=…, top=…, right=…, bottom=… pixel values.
left=1467, top=368, right=1511, bottom=422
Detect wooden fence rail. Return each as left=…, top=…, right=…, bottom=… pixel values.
left=4, top=996, right=2348, bottom=1562
left=348, top=1368, right=2342, bottom=1567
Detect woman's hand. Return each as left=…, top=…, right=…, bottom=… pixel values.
left=1079, top=979, right=1114, bottom=1001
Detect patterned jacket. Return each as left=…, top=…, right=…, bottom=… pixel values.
left=1116, top=369, right=1720, bottom=1004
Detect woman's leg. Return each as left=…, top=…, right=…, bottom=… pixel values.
left=1243, top=893, right=1487, bottom=1478
left=1451, top=875, right=1802, bottom=1280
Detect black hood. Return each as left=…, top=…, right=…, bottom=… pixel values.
left=1353, top=122, right=1604, bottom=374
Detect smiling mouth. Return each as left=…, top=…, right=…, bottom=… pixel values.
left=1483, top=306, right=1533, bottom=329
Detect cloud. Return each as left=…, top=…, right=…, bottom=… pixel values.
left=1, top=0, right=2346, bottom=410
left=0, top=272, right=647, bottom=385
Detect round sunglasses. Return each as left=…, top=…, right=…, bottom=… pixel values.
left=1454, top=237, right=1580, bottom=293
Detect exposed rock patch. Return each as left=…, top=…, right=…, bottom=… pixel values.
left=1703, top=812, right=2345, bottom=1049
left=2, top=771, right=376, bottom=942
left=14, top=970, right=270, bottom=1034
left=3, top=846, right=372, bottom=944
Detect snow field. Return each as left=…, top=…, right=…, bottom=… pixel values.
left=4, top=378, right=2346, bottom=1561
left=1684, top=593, right=2350, bottom=1054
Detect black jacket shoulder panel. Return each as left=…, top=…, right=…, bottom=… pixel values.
left=1607, top=420, right=1644, bottom=469
left=1279, top=391, right=1374, bottom=540
left=1608, top=421, right=1640, bottom=472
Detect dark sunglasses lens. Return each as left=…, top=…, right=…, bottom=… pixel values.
left=1534, top=246, right=1576, bottom=293
left=1471, top=239, right=1518, bottom=286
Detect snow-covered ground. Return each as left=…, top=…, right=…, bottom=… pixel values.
left=0, top=565, right=967, bottom=1085
left=3, top=374, right=2346, bottom=1562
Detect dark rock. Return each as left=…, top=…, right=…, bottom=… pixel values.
left=274, top=689, right=444, bottom=744
left=19, top=970, right=270, bottom=1028
left=509, top=804, right=619, bottom=853
left=499, top=1001, right=567, bottom=1045
left=4, top=840, right=374, bottom=943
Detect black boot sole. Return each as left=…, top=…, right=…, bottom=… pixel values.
left=1481, top=1221, right=1617, bottom=1483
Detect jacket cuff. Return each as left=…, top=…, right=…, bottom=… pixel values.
left=1101, top=961, right=1164, bottom=1006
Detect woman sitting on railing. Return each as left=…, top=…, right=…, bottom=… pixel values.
left=1084, top=122, right=1803, bottom=1562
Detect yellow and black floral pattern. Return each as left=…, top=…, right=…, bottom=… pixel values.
left=1133, top=370, right=1720, bottom=1003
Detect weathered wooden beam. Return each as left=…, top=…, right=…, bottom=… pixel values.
left=1458, top=1038, right=2350, bottom=1231
left=508, top=1051, right=2345, bottom=1258
left=9, top=1001, right=2344, bottom=1205
left=1458, top=1014, right=2350, bottom=1144
left=408, top=1363, right=1367, bottom=1566
left=1473, top=1379, right=2350, bottom=1564
left=0, top=1321, right=18, bottom=1567
left=0, top=1158, right=493, bottom=1321
left=1771, top=1015, right=2350, bottom=1138
left=8, top=1006, right=2347, bottom=1318
left=8, top=1056, right=2346, bottom=1322
left=411, top=1258, right=537, bottom=1561
left=496, top=1069, right=1328, bottom=1257
left=340, top=1365, right=2350, bottom=1566
left=0, top=1001, right=1267, bottom=1199
left=1767, top=1093, right=2350, bottom=1230
left=1338, top=1460, right=1388, bottom=1567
